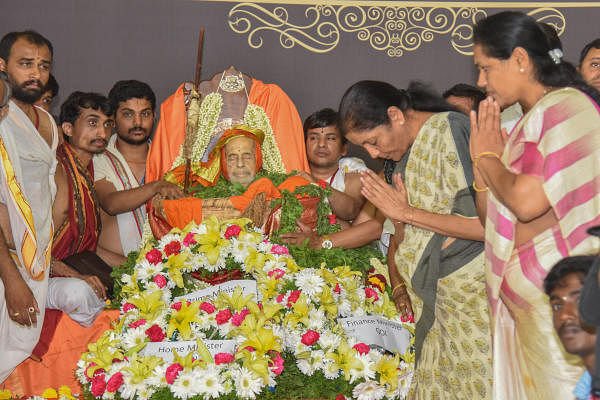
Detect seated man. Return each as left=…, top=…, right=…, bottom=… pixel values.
left=545, top=256, right=597, bottom=400
left=151, top=125, right=310, bottom=236
left=32, top=92, right=114, bottom=360
left=280, top=108, right=382, bottom=249
left=94, top=80, right=183, bottom=264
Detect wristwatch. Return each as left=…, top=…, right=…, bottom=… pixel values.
left=320, top=235, right=333, bottom=249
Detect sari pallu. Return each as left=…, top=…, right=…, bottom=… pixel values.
left=486, top=88, right=600, bottom=399
left=392, top=112, right=492, bottom=399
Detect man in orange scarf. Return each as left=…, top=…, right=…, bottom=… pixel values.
left=150, top=126, right=309, bottom=237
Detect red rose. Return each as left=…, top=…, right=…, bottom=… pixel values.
left=183, top=233, right=197, bottom=247
left=365, top=287, right=379, bottom=302
left=90, top=373, right=106, bottom=397
left=216, top=309, right=233, bottom=325
left=128, top=319, right=146, bottom=329
left=164, top=240, right=181, bottom=256
left=153, top=274, right=167, bottom=288
left=200, top=302, right=216, bottom=314
left=327, top=214, right=337, bottom=224
left=122, top=302, right=136, bottom=313
left=301, top=330, right=320, bottom=346
left=353, top=343, right=370, bottom=355
left=145, top=249, right=163, bottom=264
left=106, top=372, right=124, bottom=392
left=171, top=302, right=182, bottom=311
left=145, top=324, right=166, bottom=342
left=165, top=363, right=183, bottom=384
left=317, top=180, right=327, bottom=189
left=214, top=353, right=235, bottom=365
left=224, top=225, right=242, bottom=239
left=334, top=283, right=341, bottom=294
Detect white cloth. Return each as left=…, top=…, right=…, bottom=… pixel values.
left=0, top=101, right=57, bottom=382
left=46, top=277, right=105, bottom=327
left=93, top=135, right=145, bottom=255
left=327, top=156, right=368, bottom=192
left=500, top=102, right=523, bottom=135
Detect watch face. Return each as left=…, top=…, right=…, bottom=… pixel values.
left=322, top=239, right=333, bottom=249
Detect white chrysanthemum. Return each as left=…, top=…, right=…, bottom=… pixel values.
left=234, top=367, right=263, bottom=399
left=121, top=273, right=133, bottom=286
left=391, top=369, right=413, bottom=400
left=318, top=331, right=341, bottom=351
left=294, top=269, right=324, bottom=298
left=190, top=223, right=208, bottom=235
left=136, top=386, right=156, bottom=400
left=297, top=358, right=315, bottom=376
left=197, top=364, right=225, bottom=398
left=257, top=240, right=272, bottom=253
left=147, top=364, right=168, bottom=387
left=338, top=298, right=353, bottom=317
left=136, top=258, right=163, bottom=281
left=172, top=369, right=201, bottom=399
left=157, top=233, right=181, bottom=250
left=349, top=353, right=376, bottom=383
left=231, top=238, right=251, bottom=263
left=121, top=374, right=148, bottom=400
left=307, top=308, right=326, bottom=330
left=75, top=359, right=87, bottom=383
left=101, top=391, right=115, bottom=400
left=352, top=380, right=386, bottom=400
left=121, top=326, right=147, bottom=349
left=310, top=349, right=325, bottom=370
left=323, top=359, right=340, bottom=379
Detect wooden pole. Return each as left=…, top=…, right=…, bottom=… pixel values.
left=184, top=28, right=205, bottom=193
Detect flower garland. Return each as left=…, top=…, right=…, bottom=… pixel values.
left=243, top=105, right=285, bottom=174
left=80, top=219, right=415, bottom=400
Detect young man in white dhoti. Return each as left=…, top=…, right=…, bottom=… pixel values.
left=0, top=30, right=57, bottom=382
left=93, top=80, right=183, bottom=265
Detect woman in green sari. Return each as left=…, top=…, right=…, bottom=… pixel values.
left=338, top=81, right=492, bottom=399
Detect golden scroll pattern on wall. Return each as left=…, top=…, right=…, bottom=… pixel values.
left=227, top=3, right=565, bottom=57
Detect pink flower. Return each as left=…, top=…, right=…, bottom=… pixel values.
left=276, top=294, right=285, bottom=303
left=84, top=363, right=104, bottom=382
left=327, top=214, right=337, bottom=224
left=90, top=373, right=106, bottom=397
left=122, top=302, right=136, bottom=313
left=145, top=249, right=163, bottom=264
left=200, top=302, right=216, bottom=314
left=216, top=309, right=233, bottom=325
left=317, top=180, right=327, bottom=189
left=153, top=274, right=167, bottom=288
left=365, top=287, right=379, bottom=302
left=333, top=283, right=341, bottom=294
left=214, top=353, right=235, bottom=365
left=224, top=225, right=242, bottom=239
left=287, top=290, right=301, bottom=306
left=267, top=268, right=286, bottom=279
left=231, top=309, right=250, bottom=326
left=401, top=313, right=415, bottom=323
left=353, top=343, right=370, bottom=355
left=243, top=346, right=255, bottom=352
left=269, top=351, right=285, bottom=375
left=164, top=241, right=181, bottom=256
left=271, top=244, right=289, bottom=255
left=336, top=395, right=346, bottom=400
left=171, top=302, right=182, bottom=311
left=106, top=372, right=124, bottom=392
left=128, top=319, right=146, bottom=329
left=145, top=324, right=166, bottom=342
left=183, top=233, right=197, bottom=247
left=301, top=330, right=320, bottom=346
left=165, top=363, right=183, bottom=384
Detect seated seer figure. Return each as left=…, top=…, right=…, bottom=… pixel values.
left=31, top=92, right=113, bottom=361
left=545, top=256, right=597, bottom=400
left=93, top=80, right=183, bottom=264
left=151, top=125, right=312, bottom=235
left=280, top=108, right=383, bottom=249
left=145, top=66, right=310, bottom=186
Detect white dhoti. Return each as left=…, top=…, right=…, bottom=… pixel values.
left=0, top=101, right=57, bottom=382
left=46, top=277, right=105, bottom=327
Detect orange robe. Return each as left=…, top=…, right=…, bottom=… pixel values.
left=146, top=79, right=309, bottom=182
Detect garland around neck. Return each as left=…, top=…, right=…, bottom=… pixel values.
left=170, top=92, right=285, bottom=174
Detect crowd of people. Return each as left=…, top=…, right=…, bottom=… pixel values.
left=1, top=9, right=600, bottom=400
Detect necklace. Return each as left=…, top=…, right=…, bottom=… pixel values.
left=218, top=71, right=246, bottom=93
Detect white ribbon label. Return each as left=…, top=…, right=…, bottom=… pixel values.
left=174, top=280, right=257, bottom=304
left=338, top=316, right=411, bottom=355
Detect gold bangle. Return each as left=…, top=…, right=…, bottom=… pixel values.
left=473, top=182, right=488, bottom=192
left=392, top=282, right=406, bottom=296
left=474, top=151, right=501, bottom=168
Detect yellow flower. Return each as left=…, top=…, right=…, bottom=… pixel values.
left=238, top=314, right=281, bottom=356
left=214, top=286, right=255, bottom=312
left=120, top=269, right=141, bottom=297
left=83, top=331, right=124, bottom=378
left=0, top=390, right=12, bottom=400
left=173, top=348, right=204, bottom=369
left=196, top=224, right=228, bottom=265
left=283, top=293, right=312, bottom=328
left=238, top=229, right=262, bottom=246
left=42, top=388, right=58, bottom=399
left=165, top=252, right=189, bottom=288
left=58, top=386, right=76, bottom=400
left=167, top=300, right=203, bottom=340
left=124, top=354, right=163, bottom=385
left=246, top=301, right=283, bottom=327
left=235, top=348, right=270, bottom=382
left=257, top=274, right=281, bottom=300
left=318, top=285, right=338, bottom=318
left=375, top=353, right=401, bottom=393
left=325, top=340, right=363, bottom=381
left=127, top=289, right=166, bottom=322
left=244, top=249, right=274, bottom=273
